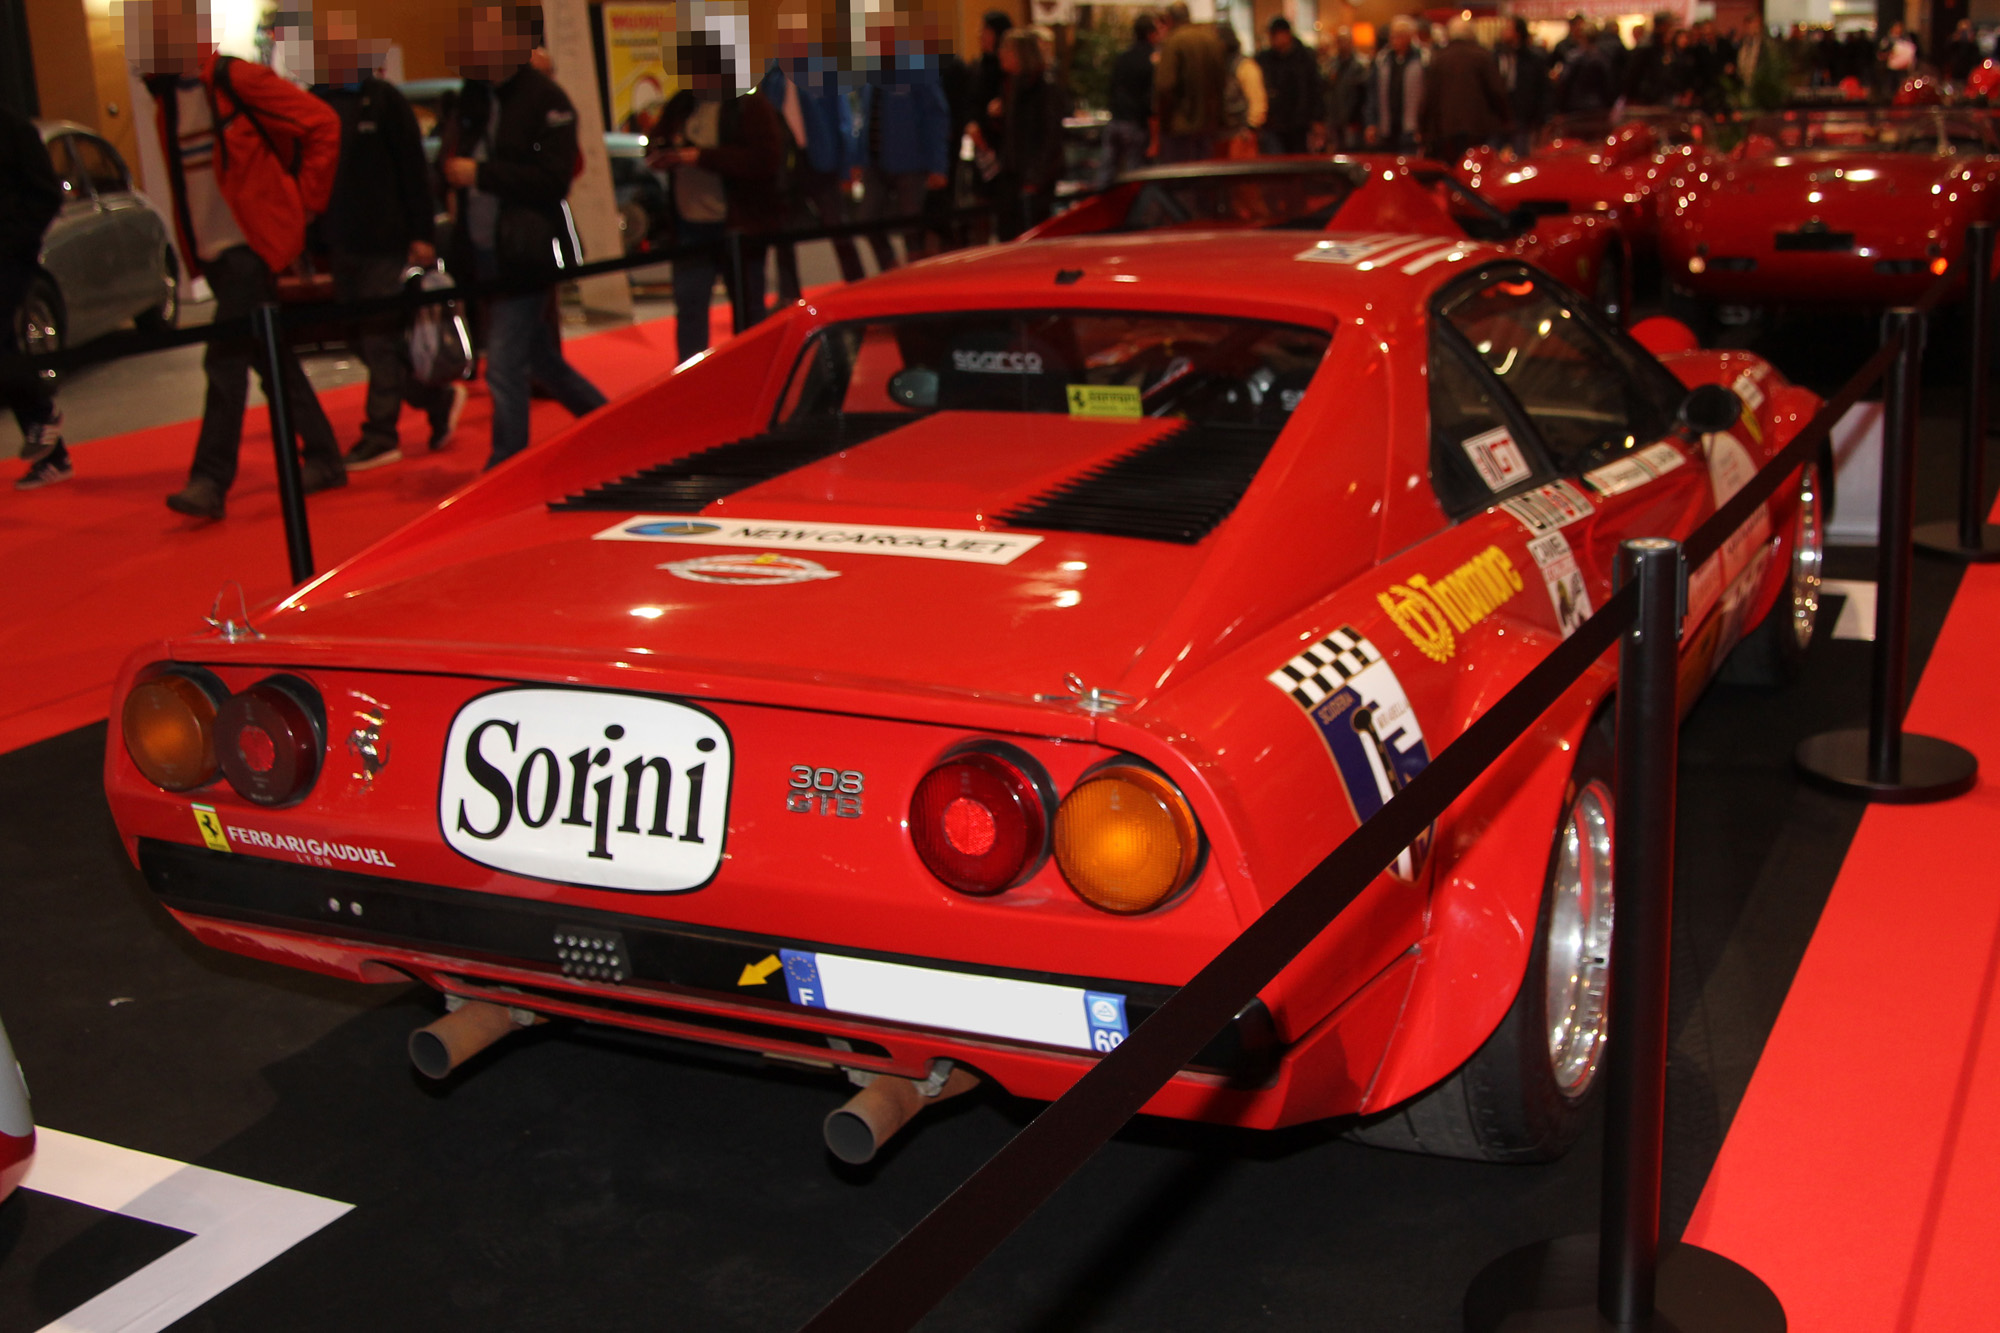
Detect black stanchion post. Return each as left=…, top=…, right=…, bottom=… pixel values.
left=725, top=232, right=751, bottom=335
left=1916, top=220, right=2000, bottom=561
left=1465, top=540, right=1784, bottom=1333
left=1798, top=309, right=1978, bottom=801
left=252, top=303, right=315, bottom=584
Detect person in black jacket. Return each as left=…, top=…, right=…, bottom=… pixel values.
left=1, top=104, right=68, bottom=489
left=1257, top=18, right=1323, bottom=156
left=441, top=2, right=605, bottom=470
left=995, top=29, right=1065, bottom=239
left=1098, top=15, right=1157, bottom=189
left=313, top=10, right=463, bottom=471
left=1497, top=19, right=1550, bottom=153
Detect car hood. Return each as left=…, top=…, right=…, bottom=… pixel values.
left=254, top=412, right=1233, bottom=717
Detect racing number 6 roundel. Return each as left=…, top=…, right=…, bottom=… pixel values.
left=438, top=688, right=731, bottom=892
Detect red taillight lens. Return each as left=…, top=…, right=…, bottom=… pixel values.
left=910, top=749, right=1050, bottom=894
left=215, top=676, right=324, bottom=807
left=122, top=670, right=224, bottom=791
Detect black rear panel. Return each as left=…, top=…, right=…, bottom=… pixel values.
left=998, top=422, right=1283, bottom=545
left=549, top=413, right=908, bottom=513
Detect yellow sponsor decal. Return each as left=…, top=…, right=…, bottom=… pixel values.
left=1377, top=545, right=1526, bottom=662
left=1066, top=384, right=1142, bottom=419
left=192, top=803, right=231, bottom=852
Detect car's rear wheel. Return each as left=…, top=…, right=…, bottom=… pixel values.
left=15, top=277, right=63, bottom=388
left=1721, top=463, right=1824, bottom=688
left=1349, top=715, right=1614, bottom=1162
left=134, top=248, right=180, bottom=333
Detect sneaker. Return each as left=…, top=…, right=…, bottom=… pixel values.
left=19, top=413, right=63, bottom=464
left=429, top=382, right=469, bottom=451
left=342, top=436, right=404, bottom=472
left=302, top=458, right=348, bottom=495
left=166, top=477, right=226, bottom=519
left=16, top=454, right=73, bottom=490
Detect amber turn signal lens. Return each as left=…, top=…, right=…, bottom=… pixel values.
left=123, top=673, right=222, bottom=792
left=1054, top=764, right=1201, bottom=914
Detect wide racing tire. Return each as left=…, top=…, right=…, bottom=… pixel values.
left=1348, top=715, right=1615, bottom=1163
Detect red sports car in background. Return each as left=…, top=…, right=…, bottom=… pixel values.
left=104, top=232, right=1822, bottom=1166
left=1660, top=106, right=2000, bottom=317
left=1025, top=157, right=1634, bottom=322
left=1460, top=109, right=1722, bottom=254
left=0, top=1014, right=33, bottom=1205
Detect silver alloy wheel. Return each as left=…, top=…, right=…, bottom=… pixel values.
left=1544, top=778, right=1615, bottom=1098
left=156, top=264, right=180, bottom=325
left=1788, top=467, right=1824, bottom=651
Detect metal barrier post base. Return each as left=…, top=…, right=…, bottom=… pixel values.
left=1912, top=519, right=2000, bottom=563
left=1796, top=728, right=1978, bottom=803
left=1464, top=1235, right=1783, bottom=1333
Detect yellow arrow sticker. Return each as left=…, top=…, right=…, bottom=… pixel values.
left=1067, top=384, right=1142, bottom=419
left=738, top=954, right=782, bottom=987
left=192, top=804, right=230, bottom=852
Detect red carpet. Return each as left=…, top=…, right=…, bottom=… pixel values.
left=1684, top=529, right=1999, bottom=1328
left=0, top=316, right=696, bottom=754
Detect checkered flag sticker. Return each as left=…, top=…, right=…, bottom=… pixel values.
left=1267, top=626, right=1382, bottom=709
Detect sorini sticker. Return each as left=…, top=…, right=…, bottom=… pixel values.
left=1500, top=480, right=1595, bottom=534
left=1526, top=530, right=1593, bottom=637
left=1267, top=626, right=1433, bottom=879
left=1462, top=426, right=1530, bottom=491
left=663, top=553, right=840, bottom=586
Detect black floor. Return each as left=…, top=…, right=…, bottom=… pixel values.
left=0, top=308, right=1989, bottom=1331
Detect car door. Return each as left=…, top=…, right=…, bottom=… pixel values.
left=36, top=133, right=111, bottom=343
left=1430, top=266, right=1720, bottom=677
left=69, top=133, right=162, bottom=320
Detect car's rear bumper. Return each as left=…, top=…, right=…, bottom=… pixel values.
left=138, top=839, right=1404, bottom=1129
left=1663, top=244, right=1950, bottom=305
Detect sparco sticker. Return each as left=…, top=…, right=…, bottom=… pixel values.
left=1526, top=530, right=1593, bottom=637
left=440, top=688, right=730, bottom=892
left=1267, top=626, right=1433, bottom=879
left=600, top=516, right=1041, bottom=566
left=951, top=349, right=1043, bottom=374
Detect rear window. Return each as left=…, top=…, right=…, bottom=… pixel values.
left=1117, top=171, right=1363, bottom=232
left=776, top=311, right=1332, bottom=433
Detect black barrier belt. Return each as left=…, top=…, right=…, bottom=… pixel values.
left=797, top=579, right=1638, bottom=1333
left=0, top=205, right=997, bottom=379
left=797, top=306, right=1923, bottom=1333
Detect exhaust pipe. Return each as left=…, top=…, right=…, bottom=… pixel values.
left=408, top=998, right=536, bottom=1079
left=824, top=1062, right=979, bottom=1165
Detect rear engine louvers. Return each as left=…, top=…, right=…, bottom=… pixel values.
left=549, top=413, right=908, bottom=513
left=998, top=422, right=1282, bottom=545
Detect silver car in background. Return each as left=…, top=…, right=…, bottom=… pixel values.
left=19, top=121, right=180, bottom=365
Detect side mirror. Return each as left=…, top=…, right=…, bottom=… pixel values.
left=888, top=367, right=940, bottom=411
left=1678, top=383, right=1743, bottom=436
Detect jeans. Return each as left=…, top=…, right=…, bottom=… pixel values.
left=1, top=264, right=56, bottom=433
left=1095, top=119, right=1150, bottom=190
left=672, top=221, right=771, bottom=364
left=190, top=246, right=342, bottom=492
left=332, top=253, right=455, bottom=449
left=856, top=167, right=930, bottom=271
left=478, top=250, right=607, bottom=470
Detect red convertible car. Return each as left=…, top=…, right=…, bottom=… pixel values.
left=1460, top=109, right=1722, bottom=254
left=1660, top=106, right=2000, bottom=314
left=0, top=1014, right=32, bottom=1205
left=1025, top=158, right=1634, bottom=323
left=103, top=232, right=1822, bottom=1165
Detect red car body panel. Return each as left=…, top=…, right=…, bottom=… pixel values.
left=1660, top=110, right=2000, bottom=306
left=1461, top=112, right=1719, bottom=252
left=103, top=234, right=1814, bottom=1129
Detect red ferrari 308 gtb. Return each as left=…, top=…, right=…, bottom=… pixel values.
left=105, top=232, right=1822, bottom=1164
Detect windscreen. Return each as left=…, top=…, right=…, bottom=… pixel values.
left=1750, top=109, right=1994, bottom=153
left=1118, top=172, right=1363, bottom=232
left=776, top=311, right=1332, bottom=433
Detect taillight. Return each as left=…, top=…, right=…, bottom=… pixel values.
left=215, top=676, right=325, bottom=807
left=909, top=745, right=1052, bottom=894
left=1054, top=762, right=1202, bottom=914
left=122, top=668, right=226, bottom=791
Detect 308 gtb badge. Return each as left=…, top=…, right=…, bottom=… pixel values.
left=439, top=688, right=732, bottom=892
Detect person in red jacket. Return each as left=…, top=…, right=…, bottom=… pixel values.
left=127, top=0, right=346, bottom=521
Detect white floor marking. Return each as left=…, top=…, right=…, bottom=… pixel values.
left=1823, top=579, right=1877, bottom=641
left=20, top=1128, right=351, bottom=1333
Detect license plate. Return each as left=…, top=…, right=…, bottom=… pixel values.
left=779, top=949, right=1131, bottom=1053
left=440, top=687, right=731, bottom=892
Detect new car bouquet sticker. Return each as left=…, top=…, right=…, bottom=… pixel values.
left=1267, top=626, right=1433, bottom=879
